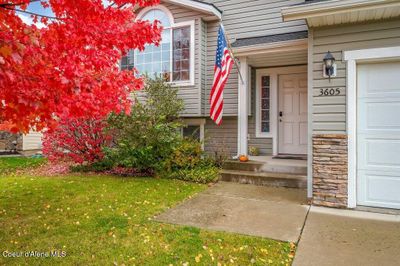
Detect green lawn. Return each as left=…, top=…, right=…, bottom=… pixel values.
left=0, top=160, right=294, bottom=265
left=0, top=157, right=45, bottom=174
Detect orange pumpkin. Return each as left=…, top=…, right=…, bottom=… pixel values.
left=239, top=155, right=248, bottom=162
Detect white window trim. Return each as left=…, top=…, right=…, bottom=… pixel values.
left=255, top=69, right=276, bottom=139
left=182, top=118, right=205, bottom=150
left=343, top=46, right=400, bottom=209
left=136, top=5, right=195, bottom=87
left=255, top=65, right=307, bottom=156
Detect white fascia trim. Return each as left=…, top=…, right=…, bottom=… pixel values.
left=233, top=39, right=308, bottom=57
left=282, top=0, right=400, bottom=22
left=344, top=46, right=400, bottom=61
left=164, top=0, right=222, bottom=20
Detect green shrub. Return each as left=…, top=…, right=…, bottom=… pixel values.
left=106, top=77, right=184, bottom=172
left=102, top=77, right=220, bottom=183
left=162, top=138, right=220, bottom=183
left=166, top=166, right=220, bottom=184
left=164, top=138, right=203, bottom=171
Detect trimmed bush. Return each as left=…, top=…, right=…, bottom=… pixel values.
left=166, top=166, right=219, bottom=184
left=106, top=77, right=184, bottom=172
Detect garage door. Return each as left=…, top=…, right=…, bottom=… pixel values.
left=357, top=61, right=400, bottom=209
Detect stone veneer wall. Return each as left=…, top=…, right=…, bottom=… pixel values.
left=312, top=134, right=348, bottom=208
left=0, top=132, right=22, bottom=152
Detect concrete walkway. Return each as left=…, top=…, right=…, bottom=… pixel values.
left=294, top=206, right=400, bottom=266
left=156, top=182, right=309, bottom=242
left=157, top=182, right=400, bottom=265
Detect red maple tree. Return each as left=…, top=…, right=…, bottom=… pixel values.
left=0, top=0, right=162, bottom=133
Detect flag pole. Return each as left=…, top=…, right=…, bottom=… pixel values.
left=220, top=23, right=245, bottom=85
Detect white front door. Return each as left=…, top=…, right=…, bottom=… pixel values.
left=357, top=61, right=400, bottom=209
left=278, top=73, right=307, bottom=155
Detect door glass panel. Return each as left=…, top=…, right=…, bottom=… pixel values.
left=261, top=76, right=270, bottom=133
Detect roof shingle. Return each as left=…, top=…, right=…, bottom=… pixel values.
left=231, top=31, right=308, bottom=48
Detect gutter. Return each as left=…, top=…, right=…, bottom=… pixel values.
left=282, top=0, right=400, bottom=21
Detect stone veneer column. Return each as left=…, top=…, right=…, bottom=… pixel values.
left=312, top=134, right=348, bottom=208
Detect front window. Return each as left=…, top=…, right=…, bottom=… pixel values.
left=121, top=8, right=193, bottom=84
left=173, top=27, right=191, bottom=81
left=181, top=119, right=205, bottom=150
left=182, top=125, right=201, bottom=141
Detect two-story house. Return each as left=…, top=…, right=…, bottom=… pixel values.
left=9, top=0, right=400, bottom=211
left=126, top=0, right=400, bottom=211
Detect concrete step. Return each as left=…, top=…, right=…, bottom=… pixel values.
left=222, top=160, right=307, bottom=175
left=220, top=169, right=307, bottom=189
left=222, top=160, right=264, bottom=172
left=260, top=163, right=307, bottom=175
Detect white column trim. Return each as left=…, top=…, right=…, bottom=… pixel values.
left=307, top=29, right=314, bottom=199
left=343, top=45, right=400, bottom=209
left=237, top=57, right=248, bottom=156
left=346, top=59, right=357, bottom=209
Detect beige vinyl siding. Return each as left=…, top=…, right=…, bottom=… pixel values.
left=205, top=0, right=307, bottom=39
left=248, top=117, right=273, bottom=155
left=312, top=19, right=400, bottom=133
left=204, top=0, right=307, bottom=116
left=204, top=117, right=237, bottom=156
left=22, top=132, right=43, bottom=151
left=165, top=3, right=207, bottom=116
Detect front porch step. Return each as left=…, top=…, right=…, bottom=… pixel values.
left=260, top=164, right=307, bottom=175
left=222, top=160, right=264, bottom=172
left=222, top=160, right=307, bottom=175
left=220, top=169, right=307, bottom=189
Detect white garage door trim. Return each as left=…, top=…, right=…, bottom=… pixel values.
left=344, top=46, right=400, bottom=209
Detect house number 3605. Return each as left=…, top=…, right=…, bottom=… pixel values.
left=319, top=88, right=341, bottom=96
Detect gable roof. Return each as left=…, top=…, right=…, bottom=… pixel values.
left=163, top=0, right=222, bottom=20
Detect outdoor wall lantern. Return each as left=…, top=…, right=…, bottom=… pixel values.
left=323, top=51, right=337, bottom=80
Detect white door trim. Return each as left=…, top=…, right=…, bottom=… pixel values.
left=344, top=46, right=400, bottom=209
left=255, top=65, right=307, bottom=156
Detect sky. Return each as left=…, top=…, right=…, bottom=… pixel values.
left=18, top=1, right=53, bottom=28
left=19, top=1, right=112, bottom=27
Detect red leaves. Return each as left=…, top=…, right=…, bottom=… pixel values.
left=0, top=0, right=162, bottom=133
left=42, top=114, right=112, bottom=164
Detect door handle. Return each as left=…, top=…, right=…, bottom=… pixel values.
left=279, top=111, right=283, bottom=117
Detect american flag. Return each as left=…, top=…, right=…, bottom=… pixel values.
left=210, top=25, right=234, bottom=125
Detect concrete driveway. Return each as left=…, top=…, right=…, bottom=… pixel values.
left=294, top=206, right=400, bottom=266
left=156, top=182, right=309, bottom=242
